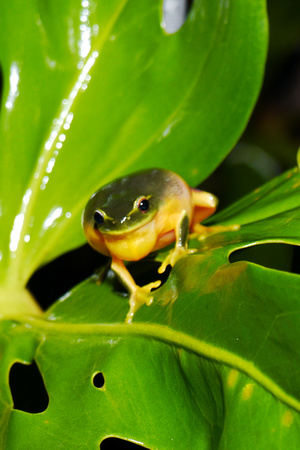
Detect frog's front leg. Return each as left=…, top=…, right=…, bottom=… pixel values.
left=111, top=257, right=161, bottom=324
left=158, top=210, right=196, bottom=274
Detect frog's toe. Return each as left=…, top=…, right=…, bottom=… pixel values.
left=158, top=247, right=196, bottom=274
left=125, top=280, right=161, bottom=323
left=125, top=293, right=152, bottom=323
left=146, top=280, right=161, bottom=291
left=158, top=258, right=170, bottom=274
left=194, top=223, right=240, bottom=240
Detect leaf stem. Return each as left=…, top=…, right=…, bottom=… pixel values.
left=0, top=287, right=42, bottom=317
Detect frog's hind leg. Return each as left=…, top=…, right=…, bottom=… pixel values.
left=191, top=188, right=239, bottom=239
left=190, top=188, right=218, bottom=229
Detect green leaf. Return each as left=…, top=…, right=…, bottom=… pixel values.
left=0, top=0, right=268, bottom=287
left=3, top=167, right=299, bottom=446
left=206, top=166, right=300, bottom=227
left=0, top=1, right=280, bottom=447
left=3, top=320, right=300, bottom=448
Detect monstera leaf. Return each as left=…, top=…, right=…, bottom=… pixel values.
left=3, top=167, right=300, bottom=448
left=3, top=0, right=295, bottom=448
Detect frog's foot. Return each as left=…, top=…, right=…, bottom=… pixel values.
left=125, top=280, right=161, bottom=324
left=158, top=246, right=197, bottom=274
left=192, top=223, right=240, bottom=241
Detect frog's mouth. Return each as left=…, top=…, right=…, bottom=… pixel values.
left=94, top=211, right=155, bottom=236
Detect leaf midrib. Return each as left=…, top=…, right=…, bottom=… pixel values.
left=19, top=315, right=300, bottom=413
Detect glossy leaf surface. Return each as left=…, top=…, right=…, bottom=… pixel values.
left=3, top=321, right=300, bottom=449
left=2, top=168, right=300, bottom=447
left=0, top=0, right=285, bottom=448
left=0, top=0, right=267, bottom=286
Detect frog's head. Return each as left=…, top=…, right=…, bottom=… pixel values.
left=82, top=174, right=160, bottom=236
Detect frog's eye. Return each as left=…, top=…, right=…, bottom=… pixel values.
left=137, top=197, right=150, bottom=213
left=94, top=210, right=104, bottom=226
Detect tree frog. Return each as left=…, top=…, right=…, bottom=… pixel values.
left=82, top=168, right=223, bottom=323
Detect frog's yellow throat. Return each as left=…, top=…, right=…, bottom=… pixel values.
left=85, top=219, right=158, bottom=261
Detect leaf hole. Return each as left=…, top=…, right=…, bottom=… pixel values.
left=93, top=372, right=105, bottom=389
left=229, top=243, right=300, bottom=274
left=100, top=437, right=150, bottom=449
left=162, top=0, right=194, bottom=34
left=9, top=361, right=49, bottom=413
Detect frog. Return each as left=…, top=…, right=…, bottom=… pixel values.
left=82, top=168, right=235, bottom=323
